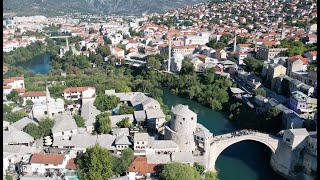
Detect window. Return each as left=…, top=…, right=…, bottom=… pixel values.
left=137, top=142, right=139, bottom=144
left=142, top=142, right=144, bottom=144
left=191, top=117, right=194, bottom=120
left=183, top=118, right=185, bottom=121
left=285, top=138, right=290, bottom=143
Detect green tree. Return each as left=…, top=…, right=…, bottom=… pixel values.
left=255, top=88, right=267, bottom=97
left=25, top=99, right=33, bottom=106
left=203, top=68, right=216, bottom=84
left=194, top=163, right=205, bottom=175
left=237, top=36, right=249, bottom=44
left=205, top=171, right=218, bottom=180
left=89, top=27, right=95, bottom=34
left=96, top=45, right=111, bottom=57
left=219, top=34, right=233, bottom=44
left=6, top=91, right=20, bottom=102
left=6, top=110, right=27, bottom=123
left=243, top=57, right=264, bottom=76
left=103, top=36, right=112, bottom=44
left=112, top=148, right=134, bottom=174
left=160, top=162, right=201, bottom=180
left=77, top=144, right=114, bottom=180
left=3, top=104, right=13, bottom=114
left=95, top=112, right=112, bottom=134
left=228, top=102, right=242, bottom=121
left=75, top=43, right=81, bottom=51
left=121, top=148, right=134, bottom=165
left=180, top=59, right=195, bottom=75
left=23, top=123, right=40, bottom=139
left=94, top=94, right=120, bottom=111
left=5, top=175, right=13, bottom=180
left=147, top=56, right=161, bottom=70
left=118, top=104, right=135, bottom=115
left=116, top=117, right=131, bottom=128
left=261, top=107, right=282, bottom=133
left=38, top=118, right=55, bottom=137
left=74, top=114, right=85, bottom=127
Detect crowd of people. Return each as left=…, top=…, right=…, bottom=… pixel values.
left=230, top=129, right=257, bottom=137
left=212, top=129, right=259, bottom=143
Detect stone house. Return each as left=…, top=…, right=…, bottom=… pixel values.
left=215, top=49, right=227, bottom=60
left=128, top=157, right=162, bottom=180
left=146, top=108, right=166, bottom=132
left=21, top=91, right=47, bottom=106
left=51, top=113, right=78, bottom=138
left=287, top=91, right=317, bottom=119
left=3, top=76, right=25, bottom=96
left=63, top=86, right=96, bottom=101
left=30, top=153, right=70, bottom=175
left=287, top=55, right=309, bottom=77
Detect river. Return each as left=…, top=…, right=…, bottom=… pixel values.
left=162, top=89, right=286, bottom=180
left=19, top=53, right=52, bottom=74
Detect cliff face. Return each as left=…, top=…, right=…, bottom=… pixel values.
left=4, top=0, right=207, bottom=16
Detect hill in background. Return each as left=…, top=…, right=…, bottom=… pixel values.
left=4, top=0, right=207, bottom=16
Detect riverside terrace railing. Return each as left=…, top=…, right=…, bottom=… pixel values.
left=210, top=129, right=281, bottom=146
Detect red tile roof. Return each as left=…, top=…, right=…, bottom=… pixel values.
left=66, top=158, right=77, bottom=169
left=63, top=86, right=96, bottom=93
left=3, top=77, right=24, bottom=85
left=289, top=55, right=309, bottom=65
left=3, top=85, right=12, bottom=89
left=22, top=91, right=46, bottom=97
left=128, top=157, right=162, bottom=176
left=237, top=44, right=251, bottom=47
left=30, top=153, right=65, bottom=165
left=13, top=88, right=26, bottom=93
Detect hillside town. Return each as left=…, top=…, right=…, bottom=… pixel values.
left=2, top=0, right=317, bottom=180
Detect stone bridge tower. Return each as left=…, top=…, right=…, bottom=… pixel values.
left=164, top=104, right=197, bottom=152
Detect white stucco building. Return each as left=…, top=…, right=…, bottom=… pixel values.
left=63, top=86, right=96, bottom=101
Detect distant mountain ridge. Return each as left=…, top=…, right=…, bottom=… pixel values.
left=4, top=0, right=207, bottom=16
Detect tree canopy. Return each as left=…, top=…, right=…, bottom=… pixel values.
left=243, top=57, right=264, bottom=76
left=160, top=162, right=201, bottom=180
left=255, top=88, right=267, bottom=97
left=116, top=117, right=131, bottom=128
left=180, top=59, right=195, bottom=75
left=94, top=94, right=120, bottom=111
left=23, top=123, right=41, bottom=139
left=147, top=56, right=161, bottom=70
left=74, top=114, right=85, bottom=127
left=77, top=144, right=114, bottom=180
left=118, top=104, right=135, bottom=115
left=95, top=112, right=112, bottom=134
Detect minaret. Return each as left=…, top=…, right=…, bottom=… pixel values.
left=281, top=25, right=285, bottom=40
left=254, top=32, right=257, bottom=52
left=46, top=84, right=52, bottom=119
left=233, top=31, right=237, bottom=52
left=168, top=37, right=172, bottom=72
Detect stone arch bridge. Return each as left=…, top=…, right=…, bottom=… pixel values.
left=206, top=129, right=281, bottom=171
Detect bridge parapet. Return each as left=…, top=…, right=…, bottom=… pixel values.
left=210, top=129, right=280, bottom=145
